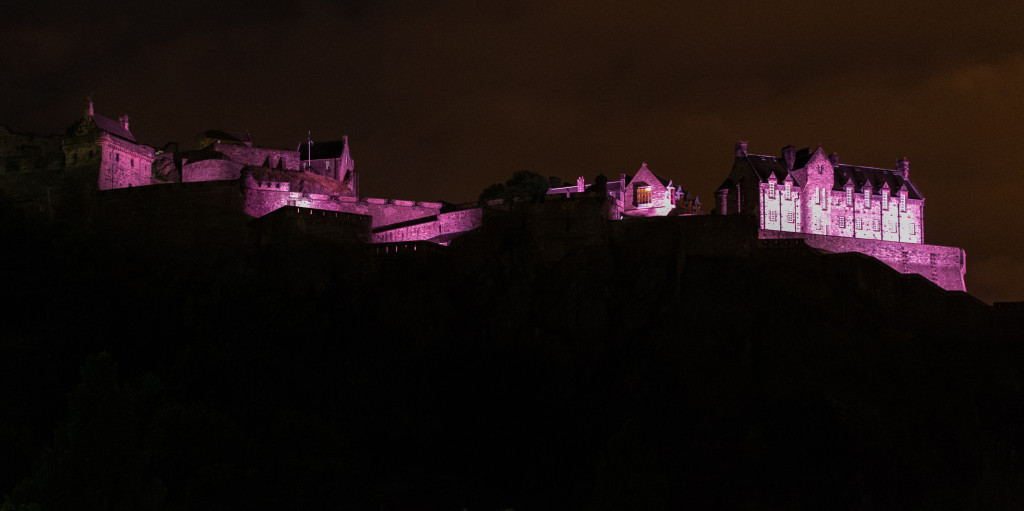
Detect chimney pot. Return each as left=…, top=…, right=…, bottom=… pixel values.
left=897, top=157, right=909, bottom=179
left=735, top=140, right=748, bottom=157
left=577, top=176, right=585, bottom=193
left=828, top=153, right=839, bottom=166
left=119, top=115, right=129, bottom=131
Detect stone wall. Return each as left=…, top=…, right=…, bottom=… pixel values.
left=94, top=180, right=249, bottom=254
left=372, top=207, right=483, bottom=244
left=759, top=229, right=965, bottom=291
left=242, top=173, right=443, bottom=227
left=0, top=126, right=64, bottom=173
left=248, top=206, right=372, bottom=248
left=212, top=143, right=298, bottom=169
left=182, top=159, right=245, bottom=182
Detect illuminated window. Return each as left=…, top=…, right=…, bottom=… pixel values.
left=900, top=194, right=907, bottom=212
left=882, top=190, right=889, bottom=210
left=635, top=185, right=652, bottom=206
left=846, top=188, right=853, bottom=206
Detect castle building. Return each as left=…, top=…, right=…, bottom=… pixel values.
left=716, top=142, right=923, bottom=243
left=63, top=99, right=155, bottom=190
left=715, top=141, right=965, bottom=291
left=546, top=163, right=701, bottom=219
left=298, top=135, right=357, bottom=194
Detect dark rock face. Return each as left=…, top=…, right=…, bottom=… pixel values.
left=1, top=198, right=1021, bottom=510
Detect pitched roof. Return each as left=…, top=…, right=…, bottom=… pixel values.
left=833, top=165, right=923, bottom=200
left=91, top=114, right=135, bottom=142
left=741, top=153, right=795, bottom=183
left=738, top=151, right=923, bottom=200
left=631, top=162, right=672, bottom=187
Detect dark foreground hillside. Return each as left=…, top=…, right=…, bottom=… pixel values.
left=2, top=195, right=1023, bottom=510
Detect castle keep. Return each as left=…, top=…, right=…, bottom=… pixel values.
left=715, top=142, right=965, bottom=291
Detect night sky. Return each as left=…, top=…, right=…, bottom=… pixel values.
left=3, top=0, right=1023, bottom=303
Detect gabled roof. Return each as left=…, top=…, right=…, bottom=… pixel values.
left=833, top=164, right=923, bottom=200
left=738, top=150, right=924, bottom=200
left=91, top=114, right=135, bottom=142
left=628, top=162, right=672, bottom=188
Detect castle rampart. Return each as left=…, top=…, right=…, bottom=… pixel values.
left=758, top=229, right=965, bottom=291
left=372, top=207, right=483, bottom=244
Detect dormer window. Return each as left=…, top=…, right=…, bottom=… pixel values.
left=882, top=190, right=889, bottom=210
left=769, top=183, right=776, bottom=199
left=900, top=193, right=907, bottom=212
left=785, top=182, right=791, bottom=200
left=846, top=187, right=853, bottom=206
left=864, top=188, right=871, bottom=209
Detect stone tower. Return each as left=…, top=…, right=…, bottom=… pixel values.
left=62, top=98, right=155, bottom=190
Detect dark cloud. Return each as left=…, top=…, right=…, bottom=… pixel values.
left=3, top=0, right=1024, bottom=302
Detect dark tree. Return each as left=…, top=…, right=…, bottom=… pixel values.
left=478, top=170, right=551, bottom=204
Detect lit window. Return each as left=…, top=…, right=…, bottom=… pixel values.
left=635, top=185, right=652, bottom=206
left=846, top=188, right=853, bottom=206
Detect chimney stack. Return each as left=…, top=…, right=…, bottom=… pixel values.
left=86, top=96, right=94, bottom=116
left=828, top=153, right=839, bottom=167
left=577, top=176, right=585, bottom=193
left=735, top=141, right=748, bottom=157
left=897, top=157, right=909, bottom=179
left=119, top=115, right=130, bottom=131
left=782, top=145, right=796, bottom=171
